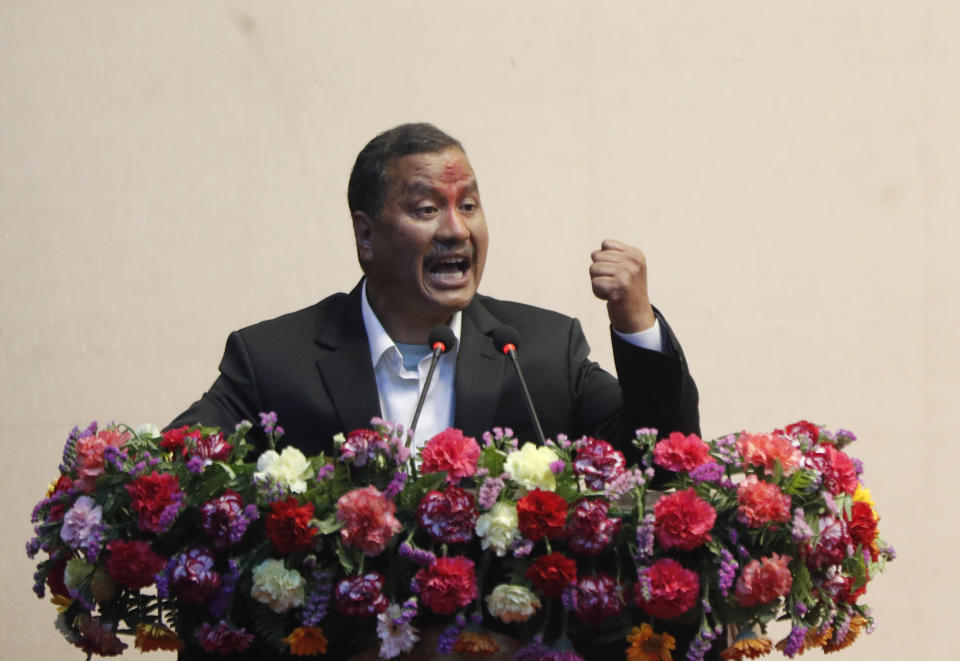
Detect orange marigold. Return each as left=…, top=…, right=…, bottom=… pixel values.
left=721, top=632, right=773, bottom=660
left=134, top=622, right=183, bottom=652
left=454, top=630, right=500, bottom=655
left=804, top=626, right=832, bottom=648
left=284, top=626, right=328, bottom=656
left=822, top=617, right=867, bottom=654
left=626, top=623, right=676, bottom=661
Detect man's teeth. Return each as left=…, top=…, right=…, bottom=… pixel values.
left=430, top=259, right=468, bottom=278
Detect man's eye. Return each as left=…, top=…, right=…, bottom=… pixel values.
left=460, top=202, right=477, bottom=213
left=416, top=205, right=438, bottom=216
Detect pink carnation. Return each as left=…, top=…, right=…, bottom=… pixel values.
left=653, top=432, right=711, bottom=473
left=653, top=488, right=716, bottom=551
left=336, top=485, right=402, bottom=556
left=736, top=475, right=792, bottom=528
left=420, top=429, right=480, bottom=482
left=735, top=553, right=793, bottom=607
left=572, top=437, right=626, bottom=490
left=736, top=432, right=800, bottom=477
left=805, top=444, right=858, bottom=495
left=75, top=428, right=132, bottom=492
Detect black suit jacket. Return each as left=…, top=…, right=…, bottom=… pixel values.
left=170, top=283, right=698, bottom=460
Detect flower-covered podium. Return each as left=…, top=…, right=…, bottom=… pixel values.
left=28, top=415, right=894, bottom=660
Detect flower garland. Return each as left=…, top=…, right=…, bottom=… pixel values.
left=27, top=417, right=894, bottom=659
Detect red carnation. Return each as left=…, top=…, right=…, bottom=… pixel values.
left=193, top=431, right=232, bottom=462
left=653, top=488, right=716, bottom=551
left=806, top=444, right=858, bottom=495
left=573, top=573, right=623, bottom=625
left=48, top=474, right=74, bottom=522
left=420, top=429, right=481, bottom=482
left=160, top=425, right=200, bottom=456
left=417, top=486, right=478, bottom=544
left=414, top=556, right=477, bottom=615
left=846, top=502, right=878, bottom=548
left=566, top=499, right=621, bottom=555
left=573, top=438, right=626, bottom=490
left=266, top=497, right=317, bottom=554
left=525, top=552, right=577, bottom=598
left=653, top=432, right=712, bottom=473
left=633, top=558, right=699, bottom=619
left=517, top=489, right=568, bottom=541
left=46, top=554, right=70, bottom=598
left=106, top=540, right=166, bottom=589
left=335, top=572, right=389, bottom=617
left=126, top=471, right=184, bottom=533
left=784, top=420, right=821, bottom=445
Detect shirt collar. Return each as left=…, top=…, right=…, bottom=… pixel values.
left=360, top=280, right=462, bottom=368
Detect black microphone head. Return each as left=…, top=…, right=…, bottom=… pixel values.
left=492, top=325, right=520, bottom=354
left=428, top=326, right=457, bottom=353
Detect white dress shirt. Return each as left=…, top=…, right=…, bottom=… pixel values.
left=360, top=281, right=663, bottom=449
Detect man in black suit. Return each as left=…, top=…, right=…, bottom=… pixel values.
left=172, top=123, right=703, bottom=660
left=171, top=123, right=699, bottom=457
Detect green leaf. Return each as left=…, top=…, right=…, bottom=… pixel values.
left=315, top=514, right=343, bottom=535
left=478, top=446, right=506, bottom=476
left=247, top=601, right=288, bottom=653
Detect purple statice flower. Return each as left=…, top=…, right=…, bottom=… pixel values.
left=60, top=496, right=104, bottom=554
left=25, top=537, right=41, bottom=559
left=634, top=568, right=652, bottom=602
left=604, top=467, right=645, bottom=500
left=718, top=548, right=738, bottom=597
left=549, top=460, right=566, bottom=475
left=514, top=634, right=549, bottom=661
left=208, top=558, right=240, bottom=619
left=835, top=428, right=857, bottom=445
left=782, top=625, right=807, bottom=658
left=832, top=609, right=852, bottom=647
left=851, top=457, right=864, bottom=477
left=186, top=455, right=206, bottom=474
left=634, top=513, right=656, bottom=563
left=253, top=474, right=287, bottom=502
left=195, top=620, right=254, bottom=654
left=791, top=507, right=815, bottom=543
left=685, top=621, right=720, bottom=661
left=863, top=606, right=876, bottom=634
left=68, top=585, right=96, bottom=611
left=435, top=614, right=467, bottom=655
left=103, top=445, right=129, bottom=473
left=316, top=464, right=335, bottom=480
left=880, top=541, right=897, bottom=561
left=384, top=471, right=407, bottom=499
left=477, top=475, right=504, bottom=509
left=398, top=542, right=436, bottom=567
left=201, top=491, right=258, bottom=550
left=511, top=538, right=533, bottom=558
left=713, top=433, right=739, bottom=465
left=155, top=564, right=171, bottom=598
left=794, top=601, right=808, bottom=617
left=482, top=430, right=495, bottom=447
left=301, top=564, right=334, bottom=627
left=258, top=411, right=279, bottom=434
left=822, top=491, right=839, bottom=515
left=690, top=461, right=725, bottom=483
left=555, top=433, right=570, bottom=449
left=560, top=583, right=578, bottom=611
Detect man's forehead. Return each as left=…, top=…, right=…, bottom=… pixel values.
left=386, top=148, right=477, bottom=189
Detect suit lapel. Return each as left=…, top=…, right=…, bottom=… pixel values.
left=314, top=283, right=382, bottom=432
left=454, top=297, right=505, bottom=435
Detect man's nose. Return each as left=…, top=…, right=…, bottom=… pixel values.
left=438, top=206, right=471, bottom=241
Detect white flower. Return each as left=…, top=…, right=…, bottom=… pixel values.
left=485, top=584, right=541, bottom=623
left=135, top=423, right=161, bottom=439
left=475, top=501, right=520, bottom=557
left=376, top=603, right=419, bottom=658
left=254, top=446, right=311, bottom=494
left=250, top=559, right=305, bottom=613
left=503, top=443, right=559, bottom=491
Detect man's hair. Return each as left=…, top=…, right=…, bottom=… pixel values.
left=347, top=123, right=464, bottom=217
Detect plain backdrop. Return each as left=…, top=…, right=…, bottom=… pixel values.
left=3, top=1, right=957, bottom=658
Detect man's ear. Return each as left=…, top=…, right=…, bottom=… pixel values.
left=352, top=210, right=374, bottom=266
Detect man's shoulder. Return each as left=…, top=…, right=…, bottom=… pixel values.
left=232, top=291, right=353, bottom=343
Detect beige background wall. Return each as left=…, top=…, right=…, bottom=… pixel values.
left=3, top=1, right=956, bottom=658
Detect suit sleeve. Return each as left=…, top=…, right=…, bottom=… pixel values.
left=166, top=330, right=264, bottom=433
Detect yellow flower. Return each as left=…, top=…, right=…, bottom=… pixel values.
left=475, top=502, right=520, bottom=556
left=721, top=632, right=773, bottom=660
left=51, top=594, right=72, bottom=613
left=134, top=622, right=183, bottom=652
left=284, top=626, right=329, bottom=656
left=804, top=626, right=832, bottom=649
left=251, top=558, right=306, bottom=613
left=626, top=623, right=676, bottom=661
left=454, top=630, right=500, bottom=655
left=504, top=443, right=559, bottom=491
left=853, top=484, right=878, bottom=519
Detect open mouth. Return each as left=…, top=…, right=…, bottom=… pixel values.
left=426, top=254, right=472, bottom=283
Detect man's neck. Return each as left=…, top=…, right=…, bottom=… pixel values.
left=364, top=284, right=454, bottom=344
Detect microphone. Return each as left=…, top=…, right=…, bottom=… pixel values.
left=408, top=326, right=457, bottom=444
left=492, top=326, right=546, bottom=446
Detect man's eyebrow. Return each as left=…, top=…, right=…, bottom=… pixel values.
left=403, top=179, right=479, bottom=197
